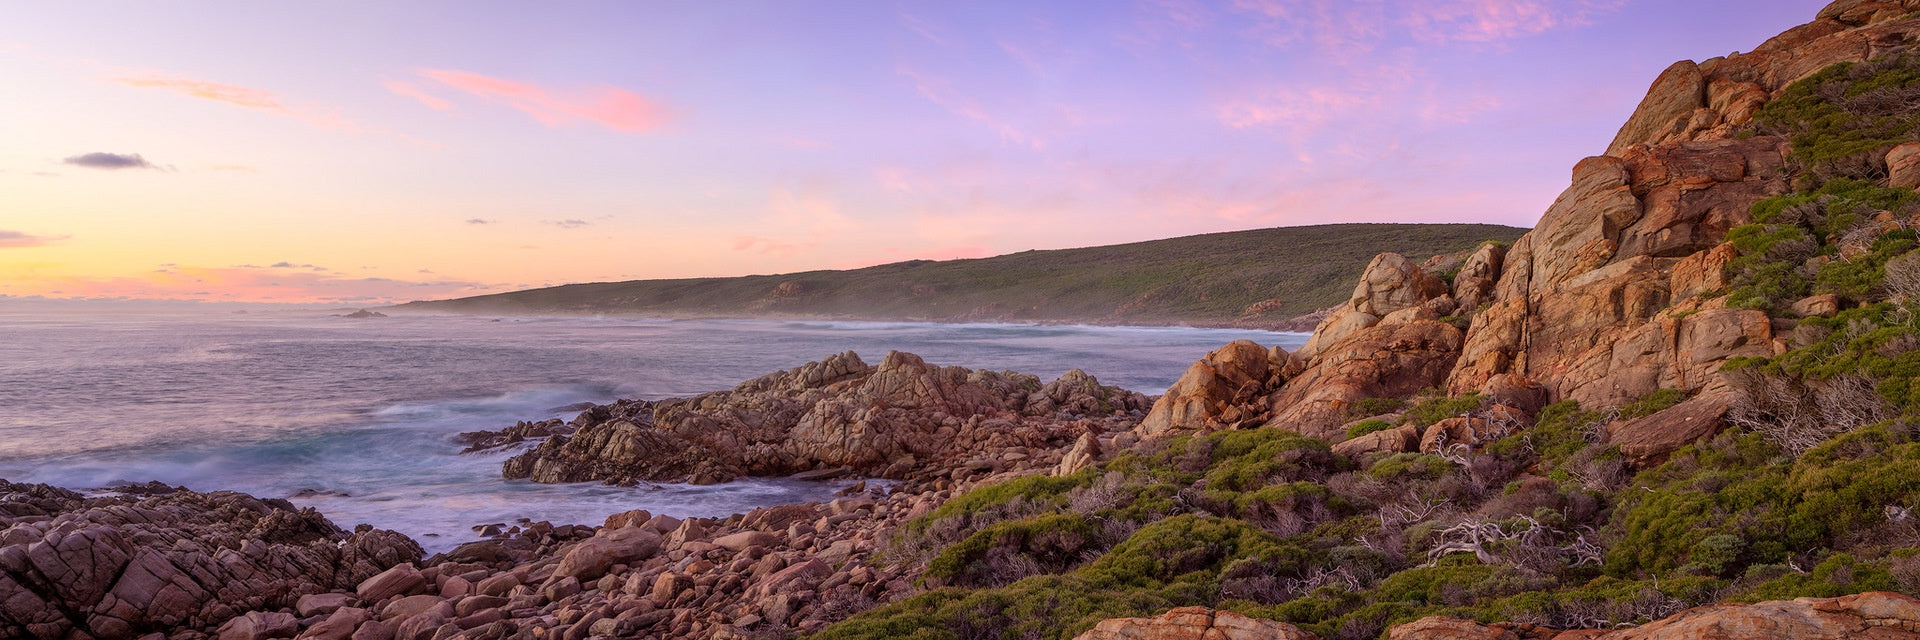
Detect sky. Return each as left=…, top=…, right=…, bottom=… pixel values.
left=0, top=1, right=1831, bottom=304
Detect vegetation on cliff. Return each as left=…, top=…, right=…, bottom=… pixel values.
left=815, top=29, right=1920, bottom=640
left=395, top=223, right=1524, bottom=327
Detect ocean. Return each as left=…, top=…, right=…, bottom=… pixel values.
left=0, top=308, right=1306, bottom=551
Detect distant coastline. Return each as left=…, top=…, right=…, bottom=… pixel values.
left=395, top=222, right=1525, bottom=330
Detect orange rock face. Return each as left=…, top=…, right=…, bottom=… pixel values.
left=1071, top=607, right=1319, bottom=640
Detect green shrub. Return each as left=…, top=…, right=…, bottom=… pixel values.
left=1404, top=393, right=1483, bottom=427
left=1346, top=419, right=1394, bottom=439
left=1349, top=397, right=1408, bottom=418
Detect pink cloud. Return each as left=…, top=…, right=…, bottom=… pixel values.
left=113, top=75, right=282, bottom=109
left=383, top=79, right=452, bottom=110
left=415, top=69, right=671, bottom=133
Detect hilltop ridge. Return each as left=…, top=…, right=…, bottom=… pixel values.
left=396, top=223, right=1525, bottom=329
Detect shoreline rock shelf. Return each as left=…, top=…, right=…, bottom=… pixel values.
left=476, top=350, right=1150, bottom=487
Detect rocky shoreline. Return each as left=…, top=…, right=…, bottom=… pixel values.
left=14, top=1, right=1920, bottom=638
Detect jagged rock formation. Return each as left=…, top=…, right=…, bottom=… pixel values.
left=0, top=481, right=420, bottom=640
left=1135, top=0, right=1920, bottom=461
left=1137, top=253, right=1470, bottom=440
left=493, top=351, right=1148, bottom=485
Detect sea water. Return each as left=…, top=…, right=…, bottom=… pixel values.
left=0, top=307, right=1306, bottom=551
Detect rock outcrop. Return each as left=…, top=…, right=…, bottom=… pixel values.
left=0, top=481, right=420, bottom=640
left=1137, top=254, right=1467, bottom=441
left=496, top=351, right=1148, bottom=486
left=1071, top=606, right=1319, bottom=640
left=1139, top=0, right=1920, bottom=461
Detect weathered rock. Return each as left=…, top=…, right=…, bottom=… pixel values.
left=0, top=481, right=420, bottom=640
left=1791, top=293, right=1842, bottom=317
left=1453, top=242, right=1509, bottom=313
left=1608, top=60, right=1706, bottom=156
left=1267, top=320, right=1465, bottom=439
left=1889, top=141, right=1920, bottom=189
left=358, top=564, right=427, bottom=603
left=1055, top=432, right=1102, bottom=477
left=1389, top=616, right=1520, bottom=640
left=1608, top=389, right=1733, bottom=464
left=1580, top=591, right=1920, bottom=639
left=296, top=593, right=353, bottom=618
left=712, top=531, right=779, bottom=552
left=1351, top=253, right=1451, bottom=317
left=1137, top=340, right=1282, bottom=437
left=554, top=527, right=661, bottom=580
left=1296, top=253, right=1450, bottom=361
left=1420, top=417, right=1506, bottom=453
left=1071, top=606, right=1318, bottom=640
left=499, top=350, right=1136, bottom=485
left=294, top=606, right=370, bottom=640
left=1670, top=244, right=1737, bottom=301
left=216, top=611, right=298, bottom=640
left=1331, top=424, right=1420, bottom=458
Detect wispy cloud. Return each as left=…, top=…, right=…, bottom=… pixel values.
left=112, top=72, right=369, bottom=132
left=63, top=152, right=162, bottom=170
left=0, top=230, right=66, bottom=248
left=112, top=75, right=281, bottom=109
left=410, top=69, right=671, bottom=133
left=1224, top=0, right=1620, bottom=53
left=465, top=218, right=495, bottom=225
left=547, top=219, right=589, bottom=228
left=383, top=79, right=452, bottom=110
left=1402, top=0, right=1625, bottom=44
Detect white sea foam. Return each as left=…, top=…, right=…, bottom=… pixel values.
left=0, top=310, right=1306, bottom=552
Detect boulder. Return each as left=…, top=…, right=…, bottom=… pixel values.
left=1332, top=424, right=1420, bottom=458
left=1388, top=616, right=1519, bottom=640
left=1071, top=606, right=1317, bottom=640
left=1137, top=340, right=1281, bottom=438
left=1056, top=432, right=1102, bottom=477
left=554, top=526, right=662, bottom=580
left=216, top=611, right=298, bottom=640
left=1580, top=591, right=1920, bottom=639
left=1420, top=417, right=1505, bottom=453
left=1889, top=141, right=1920, bottom=190
left=295, top=607, right=370, bottom=640
left=1792, top=293, right=1842, bottom=317
left=1608, top=389, right=1734, bottom=465
left=1350, top=253, right=1450, bottom=317
left=1453, top=242, right=1508, bottom=313
left=712, top=531, right=780, bottom=552
left=296, top=593, right=353, bottom=618
left=358, top=564, right=426, bottom=603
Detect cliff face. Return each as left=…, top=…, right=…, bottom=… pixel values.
left=1140, top=0, right=1920, bottom=461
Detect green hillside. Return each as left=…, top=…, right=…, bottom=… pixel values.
left=397, top=223, right=1526, bottom=327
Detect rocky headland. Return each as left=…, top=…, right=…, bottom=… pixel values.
left=9, top=1, right=1920, bottom=639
